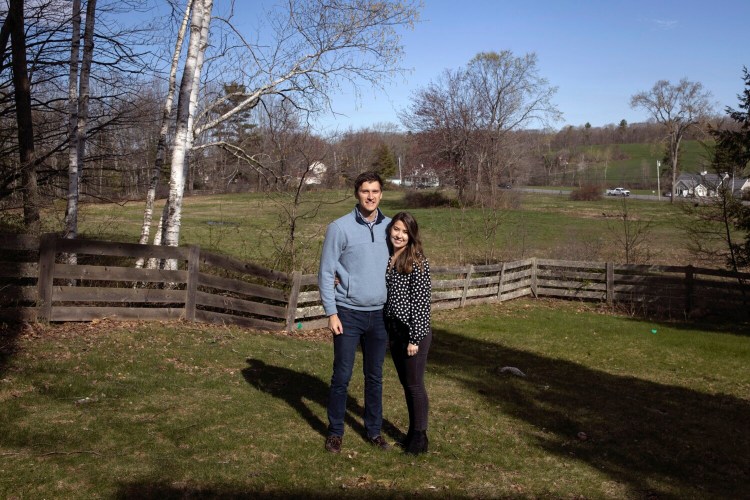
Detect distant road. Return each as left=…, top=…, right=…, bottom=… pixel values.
left=516, top=187, right=750, bottom=206
left=516, top=187, right=670, bottom=202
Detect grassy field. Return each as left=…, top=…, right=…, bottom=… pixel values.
left=57, top=188, right=714, bottom=274
left=552, top=140, right=710, bottom=189
left=1, top=299, right=747, bottom=498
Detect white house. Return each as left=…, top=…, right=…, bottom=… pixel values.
left=400, top=165, right=440, bottom=188
left=302, top=161, right=327, bottom=185
left=675, top=171, right=749, bottom=198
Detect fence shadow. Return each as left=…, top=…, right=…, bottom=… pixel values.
left=428, top=328, right=749, bottom=498
left=242, top=359, right=403, bottom=443
left=0, top=322, right=26, bottom=377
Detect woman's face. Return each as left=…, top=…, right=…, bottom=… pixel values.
left=390, top=220, right=409, bottom=252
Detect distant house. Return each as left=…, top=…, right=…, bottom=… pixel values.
left=398, top=165, right=440, bottom=188
left=674, top=171, right=749, bottom=198
left=302, top=161, right=327, bottom=185
left=726, top=177, right=749, bottom=198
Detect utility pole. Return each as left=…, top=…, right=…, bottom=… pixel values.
left=656, top=160, right=661, bottom=201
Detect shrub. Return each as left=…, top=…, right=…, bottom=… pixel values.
left=570, top=184, right=603, bottom=201
left=403, top=190, right=452, bottom=208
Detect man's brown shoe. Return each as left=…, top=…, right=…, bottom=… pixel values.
left=325, top=435, right=342, bottom=453
left=369, top=435, right=391, bottom=450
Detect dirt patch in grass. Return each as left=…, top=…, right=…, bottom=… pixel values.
left=7, top=319, right=333, bottom=347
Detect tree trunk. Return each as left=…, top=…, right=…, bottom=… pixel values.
left=670, top=133, right=681, bottom=204
left=62, top=0, right=82, bottom=269
left=63, top=0, right=95, bottom=267
left=136, top=0, right=193, bottom=268
left=77, top=0, right=96, bottom=193
left=163, top=0, right=213, bottom=250
left=9, top=0, right=40, bottom=234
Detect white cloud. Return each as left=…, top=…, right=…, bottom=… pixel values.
left=650, top=19, right=678, bottom=30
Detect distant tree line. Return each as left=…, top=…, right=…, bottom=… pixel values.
left=2, top=1, right=747, bottom=249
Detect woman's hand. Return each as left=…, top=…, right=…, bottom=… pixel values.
left=407, top=343, right=419, bottom=356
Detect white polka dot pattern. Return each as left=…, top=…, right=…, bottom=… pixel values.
left=385, top=256, right=431, bottom=344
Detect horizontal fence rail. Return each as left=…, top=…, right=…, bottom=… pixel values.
left=1, top=233, right=747, bottom=330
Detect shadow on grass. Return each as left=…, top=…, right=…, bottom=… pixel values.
left=242, top=359, right=403, bottom=443
left=611, top=302, right=750, bottom=337
left=114, top=481, right=438, bottom=499
left=0, top=322, right=25, bottom=377
left=429, top=327, right=749, bottom=498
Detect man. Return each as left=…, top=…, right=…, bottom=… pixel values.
left=318, top=171, right=391, bottom=453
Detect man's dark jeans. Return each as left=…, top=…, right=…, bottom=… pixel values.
left=327, top=306, right=387, bottom=439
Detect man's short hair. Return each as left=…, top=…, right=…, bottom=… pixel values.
left=354, top=171, right=384, bottom=195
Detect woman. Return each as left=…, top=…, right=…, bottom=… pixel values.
left=385, top=211, right=432, bottom=455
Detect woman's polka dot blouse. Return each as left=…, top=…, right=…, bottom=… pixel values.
left=385, top=256, right=431, bottom=345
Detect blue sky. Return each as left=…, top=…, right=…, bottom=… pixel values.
left=310, top=0, right=749, bottom=133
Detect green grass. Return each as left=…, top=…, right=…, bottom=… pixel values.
left=1, top=299, right=748, bottom=498
left=556, top=141, right=712, bottom=188
left=62, top=189, right=712, bottom=272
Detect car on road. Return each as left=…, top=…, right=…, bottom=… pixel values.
left=606, top=187, right=630, bottom=196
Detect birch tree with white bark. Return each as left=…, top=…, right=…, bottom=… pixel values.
left=64, top=0, right=96, bottom=259
left=161, top=0, right=213, bottom=253
left=147, top=0, right=420, bottom=249
left=135, top=0, right=193, bottom=269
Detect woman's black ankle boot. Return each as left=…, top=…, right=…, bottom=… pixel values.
left=406, top=430, right=428, bottom=455
left=399, top=428, right=414, bottom=449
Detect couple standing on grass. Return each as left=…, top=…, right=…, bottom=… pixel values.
left=318, top=171, right=432, bottom=455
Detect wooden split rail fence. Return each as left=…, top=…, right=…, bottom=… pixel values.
left=1, top=234, right=747, bottom=330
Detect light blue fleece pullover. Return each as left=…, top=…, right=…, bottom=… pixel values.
left=318, top=206, right=391, bottom=315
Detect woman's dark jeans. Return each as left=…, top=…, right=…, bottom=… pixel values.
left=387, top=318, right=431, bottom=432
left=327, top=306, right=388, bottom=439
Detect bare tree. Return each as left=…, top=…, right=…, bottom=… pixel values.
left=161, top=0, right=213, bottom=253
left=153, top=0, right=420, bottom=248
left=401, top=50, right=560, bottom=203
left=400, top=68, right=476, bottom=201
left=64, top=0, right=96, bottom=252
left=65, top=0, right=82, bottom=238
left=1, top=0, right=162, bottom=220
left=7, top=0, right=40, bottom=233
left=135, top=0, right=193, bottom=269
left=261, top=118, right=333, bottom=272
left=630, top=79, right=713, bottom=203
left=607, top=198, right=654, bottom=264
left=468, top=51, right=561, bottom=196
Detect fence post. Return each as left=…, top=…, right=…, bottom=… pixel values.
left=285, top=271, right=302, bottom=331
left=497, top=262, right=506, bottom=300
left=685, top=265, right=694, bottom=315
left=606, top=262, right=614, bottom=305
left=460, top=265, right=473, bottom=308
left=184, top=245, right=200, bottom=322
left=530, top=258, right=538, bottom=298
left=37, top=233, right=57, bottom=322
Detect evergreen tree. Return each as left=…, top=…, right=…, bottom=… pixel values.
left=708, top=67, right=750, bottom=269
left=371, top=143, right=397, bottom=179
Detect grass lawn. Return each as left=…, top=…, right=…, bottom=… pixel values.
left=56, top=188, right=711, bottom=272
left=559, top=140, right=710, bottom=188
left=1, top=299, right=748, bottom=498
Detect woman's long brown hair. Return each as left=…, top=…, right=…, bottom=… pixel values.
left=388, top=211, right=426, bottom=274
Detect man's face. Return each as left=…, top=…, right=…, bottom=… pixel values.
left=356, top=180, right=383, bottom=217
